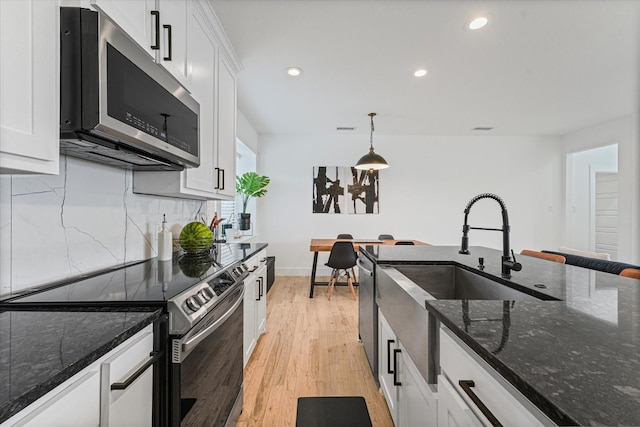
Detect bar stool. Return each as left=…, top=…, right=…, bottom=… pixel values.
left=378, top=234, right=394, bottom=240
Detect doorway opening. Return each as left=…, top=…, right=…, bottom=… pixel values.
left=565, top=144, right=618, bottom=260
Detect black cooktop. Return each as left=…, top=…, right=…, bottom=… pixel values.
left=3, top=243, right=265, bottom=307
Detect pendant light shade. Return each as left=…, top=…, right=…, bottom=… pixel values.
left=354, top=113, right=389, bottom=171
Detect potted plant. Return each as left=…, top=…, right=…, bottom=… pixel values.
left=236, top=171, right=270, bottom=230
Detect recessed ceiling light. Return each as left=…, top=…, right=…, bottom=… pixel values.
left=468, top=16, right=488, bottom=30
left=414, top=69, right=429, bottom=77
left=286, top=67, right=303, bottom=77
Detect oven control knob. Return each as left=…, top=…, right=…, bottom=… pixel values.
left=199, top=287, right=214, bottom=302
left=185, top=296, right=201, bottom=312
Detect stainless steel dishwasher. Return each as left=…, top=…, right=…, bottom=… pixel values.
left=357, top=255, right=377, bottom=381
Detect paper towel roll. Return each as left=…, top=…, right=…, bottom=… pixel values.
left=158, top=229, right=173, bottom=261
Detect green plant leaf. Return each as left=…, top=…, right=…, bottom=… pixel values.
left=236, top=172, right=270, bottom=213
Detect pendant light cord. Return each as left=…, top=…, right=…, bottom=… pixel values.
left=369, top=112, right=376, bottom=151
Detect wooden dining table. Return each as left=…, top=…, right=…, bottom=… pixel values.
left=308, top=238, right=428, bottom=298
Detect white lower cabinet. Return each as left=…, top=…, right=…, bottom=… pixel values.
left=243, top=250, right=268, bottom=366
left=378, top=310, right=437, bottom=427
left=2, top=325, right=153, bottom=427
left=438, top=327, right=554, bottom=427
left=100, top=327, right=155, bottom=426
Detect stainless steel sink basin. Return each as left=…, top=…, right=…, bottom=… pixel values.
left=393, top=264, right=543, bottom=301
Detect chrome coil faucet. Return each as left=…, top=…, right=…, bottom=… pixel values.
left=459, top=193, right=522, bottom=278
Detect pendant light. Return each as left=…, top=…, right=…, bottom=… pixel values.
left=354, top=112, right=389, bottom=171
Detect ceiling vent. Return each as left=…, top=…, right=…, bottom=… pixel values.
left=336, top=127, right=357, bottom=131
left=472, top=127, right=494, bottom=131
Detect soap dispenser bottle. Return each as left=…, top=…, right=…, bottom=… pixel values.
left=158, top=214, right=173, bottom=261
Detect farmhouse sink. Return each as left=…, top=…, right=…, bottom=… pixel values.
left=393, top=264, right=550, bottom=301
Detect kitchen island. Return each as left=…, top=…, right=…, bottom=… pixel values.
left=360, top=244, right=640, bottom=426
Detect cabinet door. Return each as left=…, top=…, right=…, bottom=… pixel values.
left=100, top=328, right=154, bottom=427
left=243, top=272, right=258, bottom=366
left=8, top=371, right=100, bottom=427
left=215, top=54, right=237, bottom=199
left=0, top=0, right=59, bottom=175
left=256, top=263, right=267, bottom=335
left=90, top=0, right=157, bottom=58
left=378, top=310, right=399, bottom=425
left=183, top=4, right=217, bottom=196
left=398, top=342, right=438, bottom=427
left=156, top=0, right=189, bottom=87
left=437, top=375, right=483, bottom=427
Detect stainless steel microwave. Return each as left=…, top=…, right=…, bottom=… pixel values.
left=59, top=7, right=199, bottom=171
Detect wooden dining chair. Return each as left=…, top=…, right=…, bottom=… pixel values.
left=325, top=241, right=358, bottom=300
left=620, top=268, right=640, bottom=280
left=520, top=249, right=566, bottom=264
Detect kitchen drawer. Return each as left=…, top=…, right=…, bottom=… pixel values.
left=439, top=327, right=554, bottom=427
left=100, top=325, right=154, bottom=427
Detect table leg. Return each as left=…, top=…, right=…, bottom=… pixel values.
left=309, top=251, right=319, bottom=298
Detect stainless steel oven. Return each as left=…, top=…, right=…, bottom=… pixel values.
left=168, top=265, right=248, bottom=426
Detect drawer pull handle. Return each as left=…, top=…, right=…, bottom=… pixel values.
left=386, top=339, right=395, bottom=374
left=393, top=349, right=402, bottom=386
left=458, top=380, right=502, bottom=427
left=111, top=351, right=162, bottom=390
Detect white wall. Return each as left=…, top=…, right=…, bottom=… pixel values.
left=562, top=114, right=639, bottom=263
left=0, top=156, right=208, bottom=295
left=257, top=133, right=563, bottom=276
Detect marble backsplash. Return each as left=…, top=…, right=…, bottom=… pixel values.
left=0, top=156, right=212, bottom=296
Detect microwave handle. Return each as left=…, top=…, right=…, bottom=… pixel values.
left=151, top=11, right=160, bottom=50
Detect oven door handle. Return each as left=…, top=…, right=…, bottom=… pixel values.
left=181, top=287, right=244, bottom=355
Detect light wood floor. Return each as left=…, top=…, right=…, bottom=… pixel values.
left=236, top=276, right=394, bottom=427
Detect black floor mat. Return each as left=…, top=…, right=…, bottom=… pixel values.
left=296, top=396, right=373, bottom=427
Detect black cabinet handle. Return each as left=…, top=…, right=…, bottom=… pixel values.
left=220, top=169, right=225, bottom=190
left=214, top=167, right=221, bottom=190
left=393, top=349, right=402, bottom=386
left=386, top=339, right=395, bottom=374
left=458, top=380, right=502, bottom=427
left=259, top=277, right=264, bottom=298
left=151, top=11, right=160, bottom=50
left=256, top=278, right=261, bottom=301
left=163, top=24, right=172, bottom=61
left=111, top=351, right=162, bottom=390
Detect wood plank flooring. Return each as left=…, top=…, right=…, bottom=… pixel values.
left=236, top=276, right=394, bottom=427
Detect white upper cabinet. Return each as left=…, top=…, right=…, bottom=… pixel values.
left=91, top=0, right=191, bottom=89
left=133, top=0, right=241, bottom=200
left=215, top=54, right=237, bottom=199
left=0, top=0, right=60, bottom=175
left=89, top=0, right=156, bottom=58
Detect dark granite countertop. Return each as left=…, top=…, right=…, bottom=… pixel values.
left=0, top=308, right=162, bottom=423
left=362, top=245, right=640, bottom=426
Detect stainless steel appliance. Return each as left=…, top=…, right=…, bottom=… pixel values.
left=59, top=7, right=200, bottom=171
left=167, top=262, right=248, bottom=426
left=357, top=255, right=377, bottom=382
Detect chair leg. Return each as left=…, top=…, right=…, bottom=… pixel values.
left=346, top=271, right=357, bottom=300
left=328, top=269, right=337, bottom=300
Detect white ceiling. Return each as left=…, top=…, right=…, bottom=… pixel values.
left=211, top=0, right=639, bottom=136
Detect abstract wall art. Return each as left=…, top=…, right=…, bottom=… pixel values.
left=312, top=166, right=379, bottom=214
